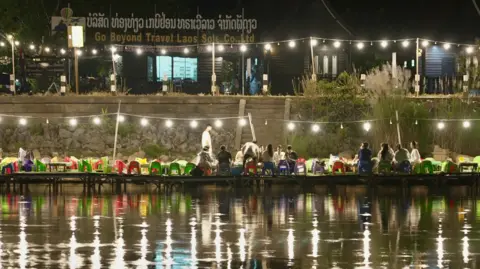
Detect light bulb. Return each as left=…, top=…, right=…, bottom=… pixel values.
left=14, top=41, right=19, bottom=46
left=165, top=119, right=173, bottom=128
left=183, top=48, right=189, bottom=54
left=402, top=40, right=410, bottom=47
left=239, top=118, right=247, bottom=126
left=466, top=46, right=474, bottom=54
left=264, top=43, right=272, bottom=51
left=217, top=45, right=224, bottom=52
left=363, top=122, right=371, bottom=131
left=463, top=121, right=471, bottom=128
left=117, top=115, right=125, bottom=122
left=443, top=43, right=451, bottom=50
left=161, top=49, right=166, bottom=54
left=421, top=40, right=429, bottom=47
left=0, top=42, right=5, bottom=47
left=19, top=118, right=27, bottom=126
left=93, top=117, right=101, bottom=125
left=240, top=44, right=247, bottom=52
left=390, top=119, right=393, bottom=125
left=437, top=122, right=445, bottom=130
left=288, top=41, right=296, bottom=48
left=92, top=49, right=98, bottom=54
left=340, top=123, right=344, bottom=129
left=60, top=48, right=66, bottom=54
left=357, top=42, right=365, bottom=50
left=76, top=50, right=82, bottom=56
left=136, top=48, right=143, bottom=55
left=415, top=120, right=418, bottom=125
left=380, top=40, right=388, bottom=48
left=214, top=119, right=223, bottom=128
left=333, top=41, right=341, bottom=48
left=29, top=44, right=35, bottom=50
left=69, top=118, right=78, bottom=126
left=312, top=124, right=320, bottom=132
left=287, top=122, right=295, bottom=130
left=110, top=46, right=117, bottom=52
left=190, top=120, right=198, bottom=128
left=207, top=45, right=212, bottom=52
left=44, top=47, right=51, bottom=52
left=140, top=118, right=149, bottom=126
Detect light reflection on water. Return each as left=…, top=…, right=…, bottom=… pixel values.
left=0, top=186, right=479, bottom=268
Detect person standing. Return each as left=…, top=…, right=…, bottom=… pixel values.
left=241, top=140, right=260, bottom=169
left=202, top=124, right=213, bottom=155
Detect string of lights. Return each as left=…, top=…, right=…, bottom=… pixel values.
left=2, top=35, right=479, bottom=57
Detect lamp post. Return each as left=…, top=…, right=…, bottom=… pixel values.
left=7, top=35, right=15, bottom=95
left=211, top=42, right=216, bottom=95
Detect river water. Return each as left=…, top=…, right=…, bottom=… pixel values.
left=0, top=185, right=477, bottom=268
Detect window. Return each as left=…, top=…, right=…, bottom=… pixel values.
left=156, top=56, right=172, bottom=81
left=173, top=57, right=198, bottom=81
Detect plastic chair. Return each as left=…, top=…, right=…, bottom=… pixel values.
left=35, top=159, right=47, bottom=172
left=13, top=162, right=19, bottom=172
left=306, top=159, right=314, bottom=173
left=23, top=159, right=34, bottom=172
left=1, top=163, right=14, bottom=175
left=169, top=162, right=181, bottom=176
left=115, top=160, right=127, bottom=174
left=217, top=163, right=231, bottom=176
left=184, top=162, right=196, bottom=175
left=396, top=160, right=412, bottom=173
left=441, top=160, right=458, bottom=174
left=358, top=160, right=372, bottom=174
left=312, top=160, right=326, bottom=174
left=332, top=161, right=346, bottom=175
left=231, top=165, right=243, bottom=176
left=277, top=160, right=290, bottom=175
left=294, top=159, right=307, bottom=176
left=128, top=161, right=141, bottom=175
left=473, top=156, right=480, bottom=172
left=378, top=160, right=392, bottom=173
left=414, top=160, right=433, bottom=174
left=81, top=159, right=93, bottom=172
left=262, top=162, right=275, bottom=175
left=244, top=161, right=257, bottom=175
left=93, top=159, right=103, bottom=171
left=149, top=161, right=163, bottom=175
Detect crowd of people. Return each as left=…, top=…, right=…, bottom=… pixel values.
left=194, top=123, right=423, bottom=175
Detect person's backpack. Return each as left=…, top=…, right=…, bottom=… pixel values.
left=190, top=166, right=204, bottom=177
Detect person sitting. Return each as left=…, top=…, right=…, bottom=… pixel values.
left=197, top=146, right=214, bottom=172
left=377, top=143, right=394, bottom=162
left=234, top=149, right=244, bottom=166
left=286, top=145, right=298, bottom=173
left=273, top=145, right=285, bottom=165
left=357, top=142, right=372, bottom=171
left=217, top=145, right=232, bottom=173
left=241, top=140, right=260, bottom=170
left=409, top=141, right=421, bottom=164
left=262, top=144, right=274, bottom=163
left=394, top=144, right=410, bottom=164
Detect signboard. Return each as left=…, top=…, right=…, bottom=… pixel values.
left=51, top=9, right=258, bottom=44
left=68, top=26, right=84, bottom=48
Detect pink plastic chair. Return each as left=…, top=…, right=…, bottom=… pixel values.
left=115, top=160, right=126, bottom=174
left=128, top=161, right=141, bottom=175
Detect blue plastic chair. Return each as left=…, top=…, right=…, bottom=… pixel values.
left=262, top=162, right=275, bottom=175
left=217, top=163, right=231, bottom=176
left=397, top=160, right=411, bottom=173
left=278, top=160, right=290, bottom=175
left=358, top=160, right=372, bottom=174
left=231, top=165, right=243, bottom=176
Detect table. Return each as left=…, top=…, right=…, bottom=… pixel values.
left=459, top=162, right=478, bottom=173
left=47, top=162, right=69, bottom=172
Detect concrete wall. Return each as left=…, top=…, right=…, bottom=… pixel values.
left=0, top=96, right=291, bottom=158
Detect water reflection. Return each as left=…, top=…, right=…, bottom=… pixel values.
left=0, top=187, right=479, bottom=268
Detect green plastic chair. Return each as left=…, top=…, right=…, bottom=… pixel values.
left=184, top=162, right=196, bottom=175
left=377, top=160, right=392, bottom=173
left=473, top=156, right=480, bottom=172
left=415, top=160, right=433, bottom=174
left=441, top=160, right=458, bottom=174
left=81, top=159, right=92, bottom=172
left=100, top=157, right=111, bottom=173
left=169, top=162, right=181, bottom=176
left=35, top=159, right=47, bottom=172
left=149, top=161, right=162, bottom=175
left=175, top=160, right=188, bottom=168
left=425, top=158, right=442, bottom=172
left=306, top=159, right=314, bottom=173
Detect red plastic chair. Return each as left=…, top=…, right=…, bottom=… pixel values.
left=244, top=161, right=258, bottom=175
left=200, top=167, right=212, bottom=176
left=128, top=161, right=141, bottom=175
left=115, top=160, right=126, bottom=174
left=332, top=161, right=346, bottom=175
left=93, top=159, right=103, bottom=170
left=13, top=161, right=19, bottom=172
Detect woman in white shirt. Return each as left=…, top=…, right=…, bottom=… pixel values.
left=409, top=141, right=421, bottom=164
left=273, top=145, right=285, bottom=165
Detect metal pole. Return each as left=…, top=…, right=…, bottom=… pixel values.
left=310, top=37, right=316, bottom=81
left=74, top=48, right=79, bottom=94
left=395, top=110, right=402, bottom=146
left=211, top=42, right=215, bottom=95
left=242, top=8, right=245, bottom=95
left=11, top=37, right=15, bottom=95
left=415, top=38, right=419, bottom=95
left=248, top=112, right=256, bottom=142
left=112, top=100, right=122, bottom=162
